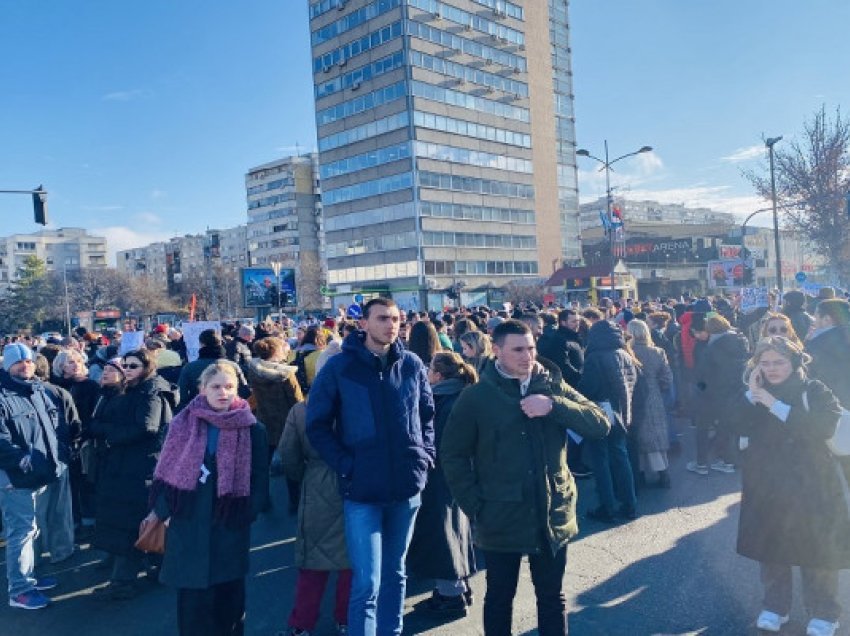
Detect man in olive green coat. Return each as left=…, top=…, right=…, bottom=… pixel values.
left=441, top=319, right=610, bottom=636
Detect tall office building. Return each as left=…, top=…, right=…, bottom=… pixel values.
left=309, top=0, right=580, bottom=308
left=245, top=154, right=325, bottom=309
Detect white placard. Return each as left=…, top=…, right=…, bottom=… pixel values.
left=740, top=287, right=770, bottom=313
left=181, top=321, right=221, bottom=362
left=118, top=331, right=145, bottom=355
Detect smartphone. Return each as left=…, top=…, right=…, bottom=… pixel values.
left=753, top=369, right=764, bottom=388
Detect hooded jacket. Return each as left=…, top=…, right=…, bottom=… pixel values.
left=694, top=329, right=749, bottom=423
left=578, top=320, right=638, bottom=430
left=306, top=331, right=435, bottom=504
left=245, top=358, right=303, bottom=446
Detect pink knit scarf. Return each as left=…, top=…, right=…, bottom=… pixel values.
left=154, top=395, right=255, bottom=505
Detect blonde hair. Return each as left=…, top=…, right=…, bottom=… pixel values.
left=52, top=348, right=88, bottom=379
left=626, top=319, right=651, bottom=345
left=459, top=330, right=491, bottom=358
left=743, top=335, right=810, bottom=385
left=199, top=360, right=241, bottom=388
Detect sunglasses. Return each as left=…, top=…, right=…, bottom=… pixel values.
left=767, top=326, right=789, bottom=335
left=122, top=363, right=143, bottom=370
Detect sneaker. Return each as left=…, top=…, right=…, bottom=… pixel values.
left=92, top=581, right=137, bottom=601
left=421, top=590, right=467, bottom=616
left=34, top=577, right=58, bottom=591
left=9, top=590, right=50, bottom=610
left=756, top=610, right=789, bottom=632
left=710, top=460, right=736, bottom=474
left=686, top=461, right=709, bottom=476
left=617, top=505, right=638, bottom=520
left=807, top=618, right=839, bottom=636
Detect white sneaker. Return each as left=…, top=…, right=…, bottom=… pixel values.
left=756, top=610, right=789, bottom=632
left=710, top=460, right=735, bottom=474
left=686, top=461, right=709, bottom=475
left=807, top=618, right=839, bottom=636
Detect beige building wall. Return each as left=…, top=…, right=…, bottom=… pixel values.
left=525, top=1, right=562, bottom=279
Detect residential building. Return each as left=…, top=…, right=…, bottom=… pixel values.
left=0, top=227, right=107, bottom=288
left=309, top=0, right=580, bottom=309
left=579, top=197, right=736, bottom=232
left=245, top=154, right=324, bottom=309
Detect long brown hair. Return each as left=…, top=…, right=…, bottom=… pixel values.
left=431, top=351, right=478, bottom=386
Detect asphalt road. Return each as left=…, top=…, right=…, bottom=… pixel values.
left=3, top=427, right=849, bottom=636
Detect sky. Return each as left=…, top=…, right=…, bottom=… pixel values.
left=1, top=1, right=849, bottom=264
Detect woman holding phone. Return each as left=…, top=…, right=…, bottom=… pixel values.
left=730, top=336, right=850, bottom=636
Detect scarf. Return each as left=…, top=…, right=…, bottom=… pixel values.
left=152, top=394, right=255, bottom=524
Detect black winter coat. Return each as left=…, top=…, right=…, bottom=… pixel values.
left=578, top=320, right=637, bottom=430
left=92, top=376, right=177, bottom=555
left=694, top=330, right=749, bottom=426
left=805, top=326, right=850, bottom=408
left=407, top=378, right=476, bottom=581
left=729, top=375, right=850, bottom=568
left=537, top=326, right=584, bottom=388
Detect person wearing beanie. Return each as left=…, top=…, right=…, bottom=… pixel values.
left=687, top=313, right=749, bottom=477
left=0, top=344, right=65, bottom=609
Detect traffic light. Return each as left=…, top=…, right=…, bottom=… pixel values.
left=32, top=186, right=48, bottom=225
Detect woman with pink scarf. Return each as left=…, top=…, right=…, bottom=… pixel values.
left=148, top=360, right=269, bottom=636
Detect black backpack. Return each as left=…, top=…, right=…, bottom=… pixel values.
left=294, top=350, right=311, bottom=393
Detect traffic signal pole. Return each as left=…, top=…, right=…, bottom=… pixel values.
left=0, top=186, right=49, bottom=225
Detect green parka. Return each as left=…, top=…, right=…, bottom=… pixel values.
left=441, top=360, right=610, bottom=555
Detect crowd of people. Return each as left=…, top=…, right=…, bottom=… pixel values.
left=0, top=286, right=848, bottom=636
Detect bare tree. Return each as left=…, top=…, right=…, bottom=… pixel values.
left=129, top=275, right=179, bottom=317
left=745, top=106, right=850, bottom=283
left=61, top=268, right=132, bottom=313
left=502, top=279, right=547, bottom=306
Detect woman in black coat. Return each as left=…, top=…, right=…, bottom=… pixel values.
left=91, top=350, right=178, bottom=600
left=407, top=352, right=478, bottom=616
left=729, top=336, right=849, bottom=635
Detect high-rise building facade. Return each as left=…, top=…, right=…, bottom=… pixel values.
left=245, top=154, right=325, bottom=309
left=309, top=0, right=579, bottom=308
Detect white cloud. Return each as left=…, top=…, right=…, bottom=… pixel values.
left=577, top=150, right=666, bottom=196
left=721, top=144, right=765, bottom=163
left=150, top=189, right=167, bottom=200
left=102, top=89, right=154, bottom=102
left=134, top=211, right=163, bottom=225
left=89, top=225, right=172, bottom=267
left=619, top=185, right=770, bottom=219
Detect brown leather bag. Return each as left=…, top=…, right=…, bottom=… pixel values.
left=134, top=516, right=167, bottom=554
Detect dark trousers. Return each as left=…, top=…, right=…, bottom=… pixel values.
left=177, top=578, right=246, bottom=636
left=695, top=419, right=732, bottom=466
left=481, top=546, right=568, bottom=636
left=761, top=562, right=841, bottom=622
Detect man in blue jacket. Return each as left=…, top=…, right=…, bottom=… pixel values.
left=0, top=344, right=64, bottom=610
left=308, top=298, right=435, bottom=636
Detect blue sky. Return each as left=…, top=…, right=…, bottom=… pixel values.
left=1, top=1, right=848, bottom=262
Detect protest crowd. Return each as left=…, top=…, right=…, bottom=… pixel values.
left=0, top=286, right=849, bottom=636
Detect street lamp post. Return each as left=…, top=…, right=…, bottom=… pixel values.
left=766, top=136, right=784, bottom=296
left=270, top=260, right=282, bottom=321
left=576, top=141, right=653, bottom=299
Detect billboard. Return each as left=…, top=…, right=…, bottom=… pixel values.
left=241, top=267, right=297, bottom=308
left=707, top=259, right=744, bottom=288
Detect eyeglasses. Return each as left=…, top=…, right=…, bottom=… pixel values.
left=767, top=326, right=789, bottom=335
left=122, top=363, right=143, bottom=370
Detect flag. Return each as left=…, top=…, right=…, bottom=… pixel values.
left=612, top=205, right=623, bottom=222
left=189, top=293, right=197, bottom=322
left=599, top=211, right=611, bottom=234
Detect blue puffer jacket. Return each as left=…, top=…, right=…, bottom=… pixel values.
left=306, top=331, right=435, bottom=504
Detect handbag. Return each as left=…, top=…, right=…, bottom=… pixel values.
left=134, top=515, right=167, bottom=554
left=801, top=391, right=850, bottom=457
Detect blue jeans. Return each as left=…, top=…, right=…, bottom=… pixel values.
left=587, top=425, right=636, bottom=515
left=35, top=463, right=74, bottom=564
left=344, top=494, right=421, bottom=636
left=0, top=486, right=43, bottom=598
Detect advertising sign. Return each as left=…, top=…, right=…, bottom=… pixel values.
left=707, top=259, right=744, bottom=288
left=241, top=267, right=297, bottom=308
